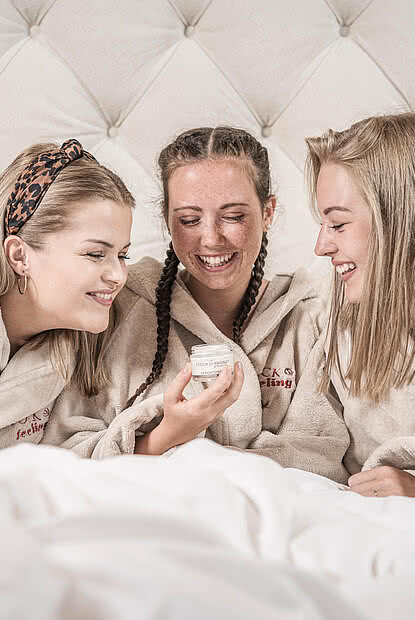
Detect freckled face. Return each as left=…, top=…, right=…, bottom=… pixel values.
left=167, top=159, right=273, bottom=296
left=314, top=164, right=372, bottom=303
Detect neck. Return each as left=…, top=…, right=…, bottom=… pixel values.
left=0, top=287, right=43, bottom=355
left=183, top=272, right=253, bottom=339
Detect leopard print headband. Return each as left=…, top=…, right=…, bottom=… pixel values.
left=4, top=138, right=97, bottom=236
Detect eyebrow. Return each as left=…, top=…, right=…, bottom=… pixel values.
left=323, top=206, right=352, bottom=216
left=84, top=239, right=131, bottom=249
left=173, top=202, right=250, bottom=212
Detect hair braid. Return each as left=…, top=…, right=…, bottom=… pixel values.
left=124, top=242, right=179, bottom=409
left=232, top=233, right=268, bottom=344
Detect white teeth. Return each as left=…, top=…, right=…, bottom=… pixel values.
left=92, top=293, right=112, bottom=300
left=335, top=262, right=356, bottom=275
left=199, top=253, right=234, bottom=266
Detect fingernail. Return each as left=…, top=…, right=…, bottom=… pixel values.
left=183, top=361, right=191, bottom=374
left=235, top=362, right=241, bottom=372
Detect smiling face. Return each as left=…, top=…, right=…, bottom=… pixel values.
left=314, top=163, right=372, bottom=303
left=23, top=199, right=132, bottom=334
left=167, top=158, right=274, bottom=302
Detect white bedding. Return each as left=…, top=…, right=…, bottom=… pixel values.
left=0, top=438, right=414, bottom=619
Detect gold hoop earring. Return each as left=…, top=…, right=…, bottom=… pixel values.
left=17, top=274, right=27, bottom=295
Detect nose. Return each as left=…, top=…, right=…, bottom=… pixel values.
left=102, top=256, right=126, bottom=287
left=200, top=219, right=225, bottom=248
left=314, top=226, right=337, bottom=257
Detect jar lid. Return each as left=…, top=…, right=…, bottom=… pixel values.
left=191, top=343, right=232, bottom=356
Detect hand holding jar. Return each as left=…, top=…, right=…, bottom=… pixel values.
left=135, top=360, right=243, bottom=455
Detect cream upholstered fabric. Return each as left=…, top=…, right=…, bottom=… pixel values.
left=0, top=0, right=411, bottom=276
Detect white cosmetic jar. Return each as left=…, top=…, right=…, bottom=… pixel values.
left=190, top=344, right=234, bottom=383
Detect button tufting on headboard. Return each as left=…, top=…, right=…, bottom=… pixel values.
left=0, top=1, right=412, bottom=279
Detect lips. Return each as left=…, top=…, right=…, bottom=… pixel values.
left=196, top=253, right=237, bottom=270
left=86, top=291, right=114, bottom=306
left=198, top=253, right=235, bottom=266
left=335, top=262, right=356, bottom=276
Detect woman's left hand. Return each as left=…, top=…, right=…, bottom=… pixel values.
left=349, top=466, right=415, bottom=498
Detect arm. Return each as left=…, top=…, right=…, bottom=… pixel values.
left=44, top=386, right=165, bottom=458
left=347, top=436, right=415, bottom=497
left=0, top=406, right=53, bottom=447
left=246, top=331, right=350, bottom=484
left=44, top=362, right=244, bottom=459
left=0, top=362, right=66, bottom=448
left=349, top=466, right=415, bottom=498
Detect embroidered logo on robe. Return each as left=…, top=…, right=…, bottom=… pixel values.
left=15, top=409, right=50, bottom=441
left=258, top=367, right=296, bottom=390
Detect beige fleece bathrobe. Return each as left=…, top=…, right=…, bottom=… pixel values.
left=330, top=331, right=415, bottom=474
left=0, top=311, right=66, bottom=446
left=44, top=257, right=349, bottom=483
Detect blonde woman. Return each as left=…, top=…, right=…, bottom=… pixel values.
left=0, top=138, right=133, bottom=446
left=306, top=112, right=415, bottom=498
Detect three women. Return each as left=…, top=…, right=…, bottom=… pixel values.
left=44, top=127, right=349, bottom=484
left=5, top=115, right=415, bottom=499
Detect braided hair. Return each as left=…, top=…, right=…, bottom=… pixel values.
left=233, top=232, right=268, bottom=343
left=124, top=242, right=179, bottom=408
left=124, top=127, right=273, bottom=408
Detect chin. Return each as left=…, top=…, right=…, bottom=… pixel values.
left=201, top=277, right=237, bottom=291
left=344, top=289, right=362, bottom=304
left=86, top=321, right=110, bottom=334
left=68, top=319, right=109, bottom=334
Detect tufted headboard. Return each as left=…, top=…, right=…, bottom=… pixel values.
left=0, top=0, right=411, bottom=278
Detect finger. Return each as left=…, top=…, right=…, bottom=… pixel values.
left=192, top=365, right=233, bottom=408
left=164, top=362, right=192, bottom=406
left=350, top=474, right=388, bottom=497
left=352, top=488, right=383, bottom=498
left=348, top=469, right=378, bottom=486
left=349, top=479, right=381, bottom=495
left=214, top=362, right=244, bottom=410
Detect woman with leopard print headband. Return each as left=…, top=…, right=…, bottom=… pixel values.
left=0, top=138, right=134, bottom=447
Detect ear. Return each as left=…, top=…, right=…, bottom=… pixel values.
left=262, top=196, right=276, bottom=233
left=3, top=236, right=30, bottom=276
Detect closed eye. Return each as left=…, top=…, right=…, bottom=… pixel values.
left=223, top=214, right=244, bottom=222
left=329, top=223, right=348, bottom=231
left=180, top=218, right=200, bottom=226
left=86, top=252, right=131, bottom=261
left=86, top=252, right=105, bottom=260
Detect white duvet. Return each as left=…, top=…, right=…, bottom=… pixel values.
left=0, top=438, right=414, bottom=620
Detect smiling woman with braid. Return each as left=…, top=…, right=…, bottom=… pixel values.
left=45, top=127, right=349, bottom=483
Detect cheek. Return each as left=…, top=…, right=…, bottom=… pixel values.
left=238, top=224, right=263, bottom=258
left=170, top=222, right=195, bottom=255
left=353, top=227, right=371, bottom=263
left=120, top=262, right=129, bottom=286
left=36, top=258, right=93, bottom=298
left=31, top=255, right=63, bottom=290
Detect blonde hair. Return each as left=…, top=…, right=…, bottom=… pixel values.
left=0, top=142, right=135, bottom=396
left=305, top=112, right=415, bottom=403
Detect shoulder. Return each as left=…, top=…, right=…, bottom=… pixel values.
left=125, top=256, right=165, bottom=296
left=114, top=256, right=164, bottom=323
left=268, top=267, right=328, bottom=329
